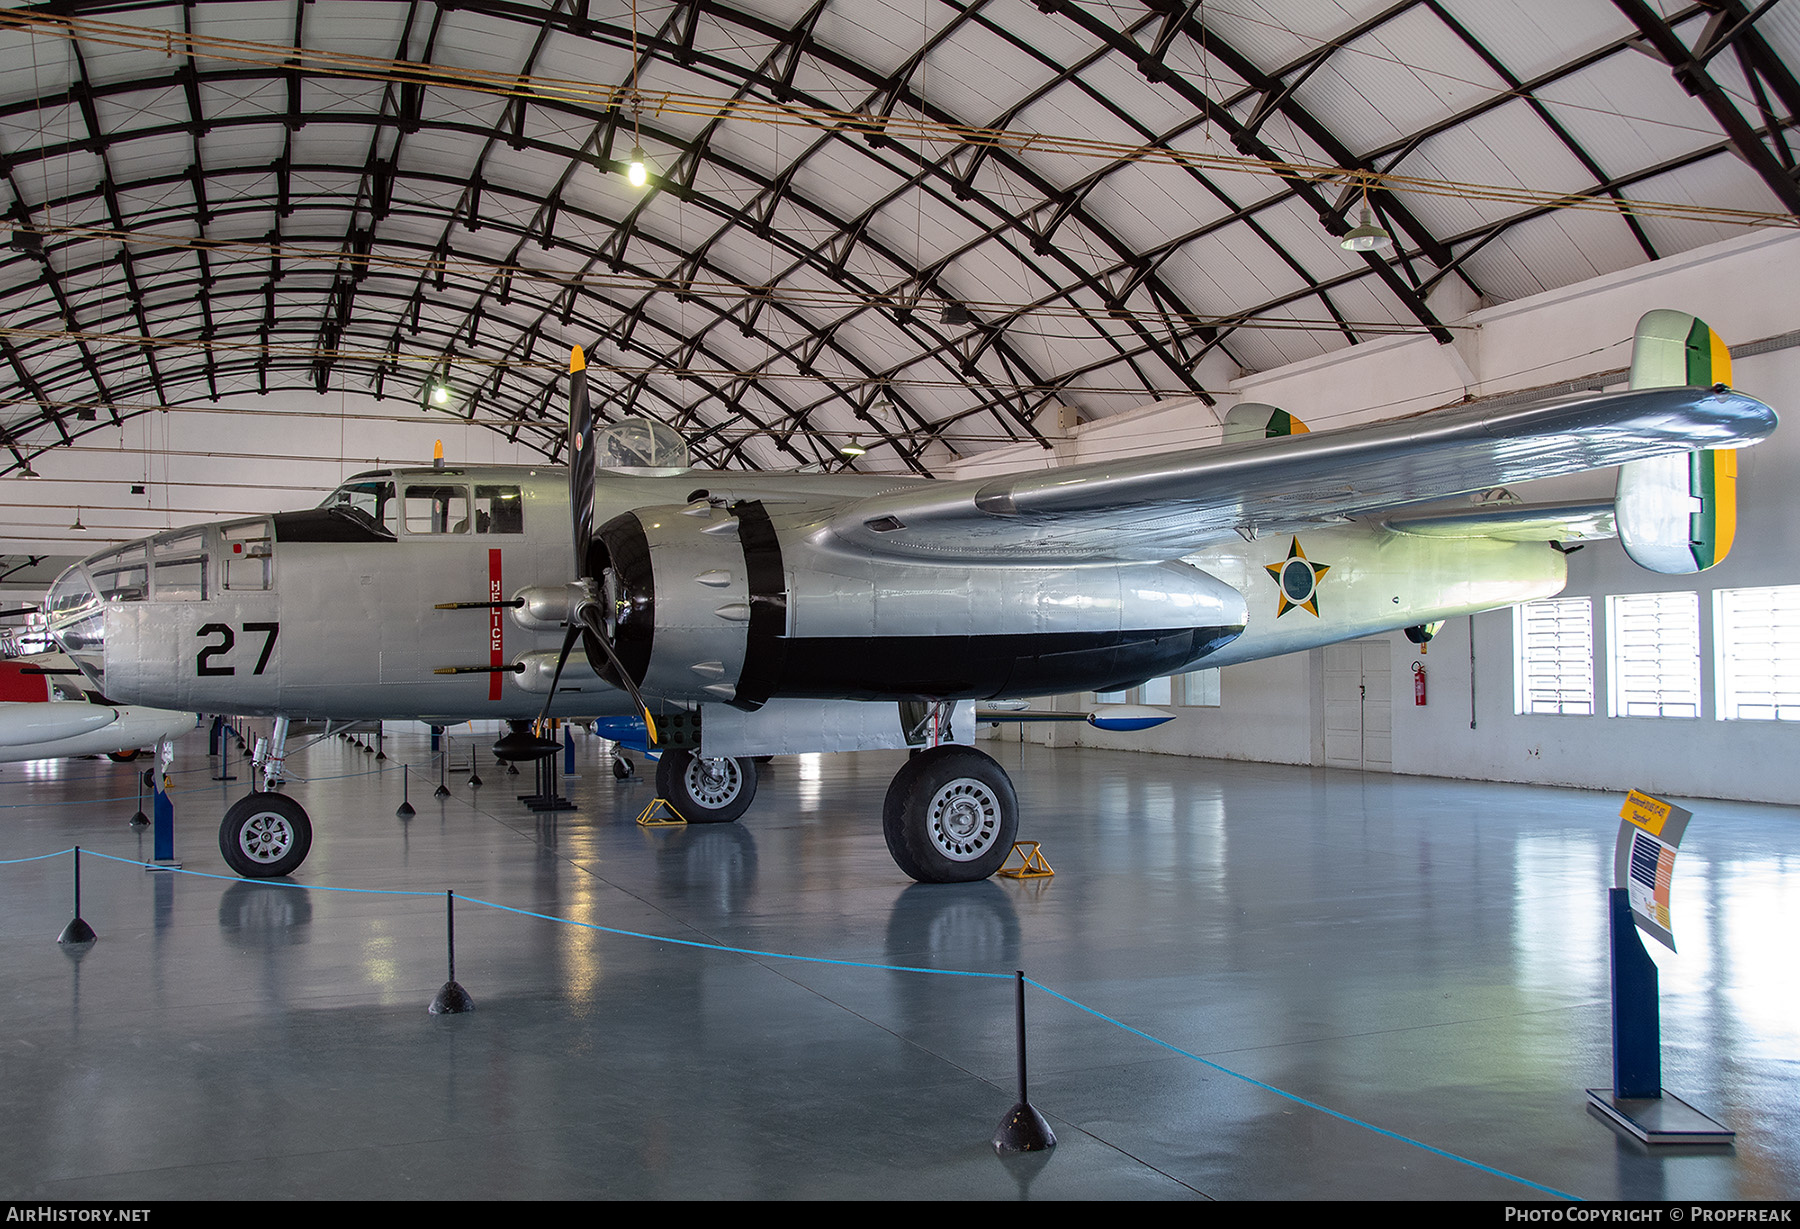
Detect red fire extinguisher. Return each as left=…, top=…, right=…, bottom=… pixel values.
left=1412, top=660, right=1427, bottom=706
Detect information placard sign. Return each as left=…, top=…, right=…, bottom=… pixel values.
left=1613, top=789, right=1692, bottom=952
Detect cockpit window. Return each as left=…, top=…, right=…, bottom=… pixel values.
left=474, top=485, right=524, bottom=534
left=90, top=547, right=148, bottom=602
left=404, top=484, right=471, bottom=535
left=327, top=480, right=396, bottom=531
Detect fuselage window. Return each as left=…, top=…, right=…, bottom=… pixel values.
left=474, top=485, right=524, bottom=534
left=404, top=484, right=471, bottom=535
left=222, top=520, right=274, bottom=591
left=152, top=532, right=208, bottom=601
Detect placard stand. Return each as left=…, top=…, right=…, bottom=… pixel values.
left=1585, top=889, right=1732, bottom=1145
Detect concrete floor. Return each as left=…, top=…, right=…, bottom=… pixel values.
left=2, top=725, right=1796, bottom=1201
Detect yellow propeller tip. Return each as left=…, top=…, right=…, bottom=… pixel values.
left=570, top=346, right=585, bottom=373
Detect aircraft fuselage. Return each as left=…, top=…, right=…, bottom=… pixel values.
left=46, top=462, right=1565, bottom=726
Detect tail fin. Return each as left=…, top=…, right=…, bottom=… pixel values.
left=1615, top=310, right=1738, bottom=574
left=1222, top=402, right=1309, bottom=444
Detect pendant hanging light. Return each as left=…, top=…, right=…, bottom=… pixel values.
left=623, top=0, right=650, bottom=189
left=1340, top=186, right=1393, bottom=253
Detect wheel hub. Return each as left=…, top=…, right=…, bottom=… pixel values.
left=238, top=812, right=294, bottom=863
left=685, top=757, right=742, bottom=808
left=926, top=778, right=1001, bottom=861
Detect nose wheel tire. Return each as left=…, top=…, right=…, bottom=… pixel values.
left=219, top=793, right=313, bottom=878
left=655, top=749, right=757, bottom=823
left=882, top=745, right=1018, bottom=883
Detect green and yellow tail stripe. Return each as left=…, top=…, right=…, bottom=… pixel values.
left=1688, top=446, right=1737, bottom=570
left=1619, top=309, right=1740, bottom=573
left=1266, top=409, right=1309, bottom=437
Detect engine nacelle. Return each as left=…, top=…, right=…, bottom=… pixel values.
left=592, top=501, right=756, bottom=704
left=592, top=499, right=1248, bottom=710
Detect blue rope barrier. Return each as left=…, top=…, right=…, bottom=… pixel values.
left=14, top=844, right=1581, bottom=1199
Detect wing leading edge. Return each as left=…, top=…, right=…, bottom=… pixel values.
left=822, top=384, right=1775, bottom=564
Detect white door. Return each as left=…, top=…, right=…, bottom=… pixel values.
left=1323, top=638, right=1392, bottom=771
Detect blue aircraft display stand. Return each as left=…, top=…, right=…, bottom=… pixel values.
left=147, top=768, right=181, bottom=871
left=1585, top=888, right=1731, bottom=1145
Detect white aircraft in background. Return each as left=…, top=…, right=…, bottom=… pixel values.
left=0, top=654, right=192, bottom=764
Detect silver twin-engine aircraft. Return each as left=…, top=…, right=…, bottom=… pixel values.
left=43, top=310, right=1776, bottom=884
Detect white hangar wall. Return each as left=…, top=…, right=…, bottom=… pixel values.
left=967, top=230, right=1800, bottom=806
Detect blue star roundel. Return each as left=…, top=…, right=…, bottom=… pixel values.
left=1264, top=536, right=1330, bottom=617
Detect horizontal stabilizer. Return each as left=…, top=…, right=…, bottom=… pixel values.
left=829, top=375, right=1773, bottom=564
left=1616, top=310, right=1743, bottom=573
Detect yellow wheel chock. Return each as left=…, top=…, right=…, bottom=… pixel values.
left=636, top=797, right=687, bottom=827
left=996, top=841, right=1053, bottom=879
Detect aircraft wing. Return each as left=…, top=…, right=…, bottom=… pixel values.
left=821, top=385, right=1773, bottom=563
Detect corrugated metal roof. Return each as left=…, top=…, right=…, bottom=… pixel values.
left=0, top=0, right=1789, bottom=505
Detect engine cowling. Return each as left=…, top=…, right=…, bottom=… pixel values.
left=589, top=501, right=758, bottom=705
left=588, top=498, right=1248, bottom=711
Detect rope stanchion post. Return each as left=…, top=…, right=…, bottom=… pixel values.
left=993, top=968, right=1055, bottom=1153
left=396, top=764, right=416, bottom=818
left=129, top=763, right=148, bottom=827
left=212, top=718, right=237, bottom=781
left=434, top=738, right=450, bottom=799
left=428, top=889, right=474, bottom=1015
left=57, top=846, right=97, bottom=945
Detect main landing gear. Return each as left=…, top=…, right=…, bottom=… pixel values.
left=656, top=742, right=1017, bottom=883
left=656, top=748, right=758, bottom=823
left=882, top=745, right=1019, bottom=883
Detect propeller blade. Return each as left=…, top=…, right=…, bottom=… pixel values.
left=578, top=603, right=658, bottom=746
left=568, top=346, right=596, bottom=578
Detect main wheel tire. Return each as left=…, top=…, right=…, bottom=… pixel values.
left=219, top=793, right=313, bottom=878
left=107, top=748, right=143, bottom=763
left=655, top=750, right=757, bottom=823
left=882, top=746, right=1019, bottom=883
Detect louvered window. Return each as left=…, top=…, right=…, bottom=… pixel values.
left=1179, top=668, right=1220, bottom=707
left=1607, top=592, right=1700, bottom=719
left=1715, top=585, right=1800, bottom=721
left=1514, top=598, right=1594, bottom=715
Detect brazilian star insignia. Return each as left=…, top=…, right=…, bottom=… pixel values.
left=1266, top=536, right=1330, bottom=617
